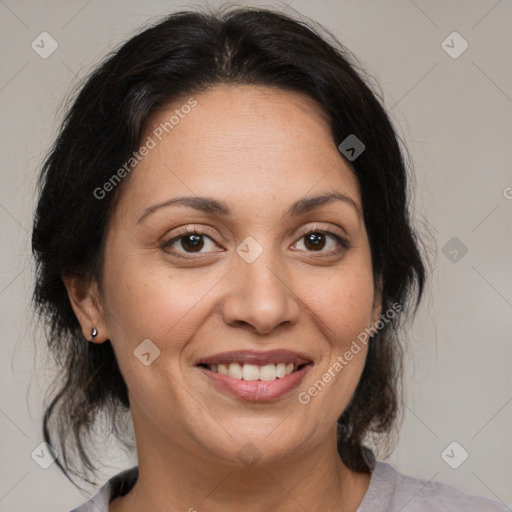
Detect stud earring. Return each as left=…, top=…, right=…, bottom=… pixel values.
left=90, top=327, right=98, bottom=341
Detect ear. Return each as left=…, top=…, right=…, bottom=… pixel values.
left=62, top=273, right=109, bottom=343
left=371, top=274, right=383, bottom=325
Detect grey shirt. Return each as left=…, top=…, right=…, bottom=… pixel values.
left=69, top=462, right=510, bottom=511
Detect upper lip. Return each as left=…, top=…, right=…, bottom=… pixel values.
left=197, top=349, right=313, bottom=366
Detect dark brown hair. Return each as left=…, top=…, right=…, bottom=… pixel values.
left=31, top=4, right=428, bottom=488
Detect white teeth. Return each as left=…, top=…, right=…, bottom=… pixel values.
left=228, top=362, right=243, bottom=379
left=206, top=362, right=300, bottom=381
left=242, top=364, right=260, bottom=381
left=217, top=363, right=229, bottom=375
left=260, top=364, right=277, bottom=381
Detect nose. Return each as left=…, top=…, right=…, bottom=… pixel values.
left=221, top=245, right=301, bottom=335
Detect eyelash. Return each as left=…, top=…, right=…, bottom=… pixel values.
left=161, top=226, right=351, bottom=259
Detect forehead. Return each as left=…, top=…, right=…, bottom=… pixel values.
left=113, top=84, right=361, bottom=221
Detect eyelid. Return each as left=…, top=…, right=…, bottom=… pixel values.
left=292, top=224, right=352, bottom=252
left=160, top=225, right=227, bottom=260
left=161, top=225, right=220, bottom=248
left=161, top=222, right=351, bottom=258
left=294, top=222, right=347, bottom=239
left=164, top=225, right=217, bottom=240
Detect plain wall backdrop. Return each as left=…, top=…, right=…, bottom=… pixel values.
left=1, top=0, right=511, bottom=510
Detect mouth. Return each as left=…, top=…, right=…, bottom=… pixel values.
left=196, top=350, right=313, bottom=401
left=197, top=362, right=307, bottom=381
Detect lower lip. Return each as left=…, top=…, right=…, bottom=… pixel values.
left=197, top=364, right=312, bottom=402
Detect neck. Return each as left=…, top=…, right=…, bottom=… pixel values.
left=110, top=415, right=371, bottom=512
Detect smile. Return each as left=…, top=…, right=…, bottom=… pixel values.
left=199, top=362, right=303, bottom=381
left=196, top=349, right=313, bottom=401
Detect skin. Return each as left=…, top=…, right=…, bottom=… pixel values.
left=65, top=84, right=382, bottom=512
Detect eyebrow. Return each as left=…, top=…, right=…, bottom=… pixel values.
left=136, top=191, right=362, bottom=224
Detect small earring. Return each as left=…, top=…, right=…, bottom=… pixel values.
left=90, top=327, right=98, bottom=341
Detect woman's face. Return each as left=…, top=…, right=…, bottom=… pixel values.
left=89, top=84, right=381, bottom=467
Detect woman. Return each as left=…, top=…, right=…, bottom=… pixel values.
left=31, top=5, right=507, bottom=512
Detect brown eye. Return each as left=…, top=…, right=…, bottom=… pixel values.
left=294, top=230, right=350, bottom=254
left=162, top=228, right=222, bottom=258
left=303, top=232, right=327, bottom=251
left=179, top=233, right=204, bottom=253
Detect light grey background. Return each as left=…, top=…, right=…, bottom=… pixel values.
left=1, top=0, right=511, bottom=510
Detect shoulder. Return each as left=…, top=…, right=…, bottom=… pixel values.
left=67, top=484, right=110, bottom=512
left=67, top=466, right=138, bottom=512
left=358, top=461, right=510, bottom=512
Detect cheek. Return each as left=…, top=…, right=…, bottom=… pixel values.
left=100, top=260, right=219, bottom=413
left=296, top=270, right=373, bottom=424
left=296, top=263, right=374, bottom=408
left=101, top=250, right=218, bottom=360
left=307, top=266, right=376, bottom=350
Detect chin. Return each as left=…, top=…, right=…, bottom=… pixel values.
left=199, top=421, right=314, bottom=468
